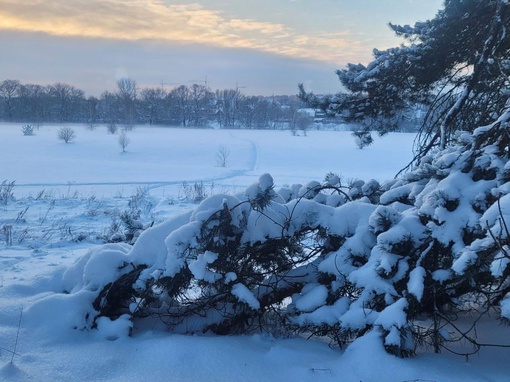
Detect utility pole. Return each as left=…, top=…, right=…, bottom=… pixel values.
left=189, top=75, right=208, bottom=89
left=235, top=82, right=247, bottom=94
left=160, top=79, right=179, bottom=92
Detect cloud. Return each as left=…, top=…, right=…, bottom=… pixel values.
left=0, top=30, right=345, bottom=97
left=0, top=0, right=371, bottom=64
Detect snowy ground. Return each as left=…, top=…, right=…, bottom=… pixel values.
left=1, top=123, right=508, bottom=381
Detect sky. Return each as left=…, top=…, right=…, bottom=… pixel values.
left=0, top=0, right=443, bottom=97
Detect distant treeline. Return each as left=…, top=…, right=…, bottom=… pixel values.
left=0, top=78, right=321, bottom=129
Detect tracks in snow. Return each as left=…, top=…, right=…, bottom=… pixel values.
left=12, top=133, right=260, bottom=193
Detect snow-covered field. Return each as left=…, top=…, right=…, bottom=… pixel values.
left=0, top=123, right=508, bottom=381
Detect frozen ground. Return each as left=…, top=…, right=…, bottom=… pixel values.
left=0, top=123, right=508, bottom=381
left=0, top=123, right=414, bottom=196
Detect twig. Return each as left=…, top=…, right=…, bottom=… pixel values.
left=310, top=368, right=332, bottom=373
left=11, top=307, right=23, bottom=363
left=0, top=346, right=21, bottom=358
left=497, top=198, right=510, bottom=239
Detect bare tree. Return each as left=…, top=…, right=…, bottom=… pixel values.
left=107, top=122, right=118, bottom=134
left=215, top=88, right=241, bottom=128
left=17, top=83, right=46, bottom=124
left=118, top=130, right=130, bottom=153
left=116, top=78, right=137, bottom=99
left=57, top=127, right=76, bottom=143
left=100, top=91, right=119, bottom=127
left=169, top=85, right=192, bottom=126
left=215, top=145, right=230, bottom=167
left=189, top=84, right=214, bottom=127
left=85, top=96, right=99, bottom=129
left=0, top=78, right=314, bottom=128
left=48, top=83, right=84, bottom=122
left=140, top=87, right=166, bottom=125
left=295, top=111, right=314, bottom=136
left=116, top=78, right=137, bottom=128
left=237, top=95, right=270, bottom=128
left=0, top=79, right=21, bottom=120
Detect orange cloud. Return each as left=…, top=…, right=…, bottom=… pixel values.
left=0, top=0, right=373, bottom=64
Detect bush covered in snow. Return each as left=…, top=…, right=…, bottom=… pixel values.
left=45, top=109, right=510, bottom=357
left=21, top=124, right=35, bottom=136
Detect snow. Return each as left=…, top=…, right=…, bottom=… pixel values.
left=0, top=123, right=508, bottom=381
left=407, top=266, right=426, bottom=300
left=231, top=283, right=260, bottom=310
left=95, top=314, right=133, bottom=341
left=225, top=272, right=237, bottom=283
left=81, top=244, right=132, bottom=290
left=188, top=251, right=221, bottom=282
left=491, top=253, right=510, bottom=277
left=375, top=298, right=408, bottom=330
left=258, top=173, right=274, bottom=191
left=502, top=298, right=510, bottom=319
left=432, top=268, right=452, bottom=283
left=0, top=124, right=413, bottom=197
left=293, top=284, right=329, bottom=312
left=481, top=192, right=510, bottom=231
left=292, top=297, right=350, bottom=326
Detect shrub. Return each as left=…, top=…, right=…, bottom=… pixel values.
left=295, top=112, right=314, bottom=136
left=0, top=180, right=15, bottom=205
left=21, top=124, right=34, bottom=136
left=179, top=181, right=207, bottom=202
left=57, top=127, right=76, bottom=143
left=352, top=131, right=373, bottom=149
left=216, top=145, right=230, bottom=167
left=118, top=130, right=130, bottom=153
left=107, top=123, right=118, bottom=134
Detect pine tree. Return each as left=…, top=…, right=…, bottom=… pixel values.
left=300, top=0, right=510, bottom=163
left=62, top=120, right=510, bottom=356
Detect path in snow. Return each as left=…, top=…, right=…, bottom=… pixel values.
left=229, top=130, right=260, bottom=172
left=7, top=126, right=264, bottom=198
left=1, top=124, right=417, bottom=200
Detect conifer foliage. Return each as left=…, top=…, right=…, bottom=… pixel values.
left=300, top=0, right=510, bottom=160
left=62, top=106, right=510, bottom=356
left=53, top=0, right=510, bottom=358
